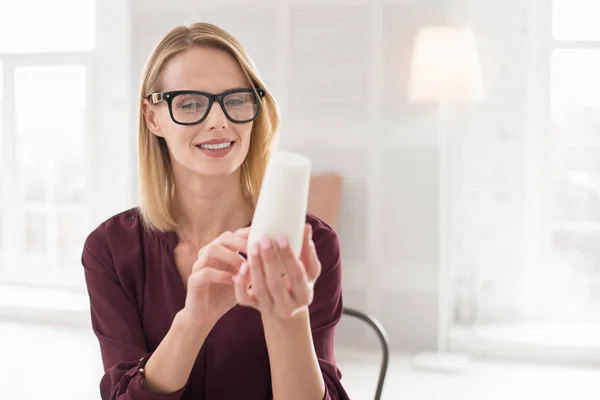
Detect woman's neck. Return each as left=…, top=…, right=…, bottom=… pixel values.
left=172, top=169, right=252, bottom=248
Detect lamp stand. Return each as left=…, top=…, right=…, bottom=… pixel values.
left=411, top=103, right=471, bottom=374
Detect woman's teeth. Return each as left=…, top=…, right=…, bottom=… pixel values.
left=199, top=142, right=233, bottom=150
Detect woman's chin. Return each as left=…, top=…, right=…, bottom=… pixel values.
left=189, top=159, right=244, bottom=178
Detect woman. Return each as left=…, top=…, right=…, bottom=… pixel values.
left=82, top=22, right=350, bottom=400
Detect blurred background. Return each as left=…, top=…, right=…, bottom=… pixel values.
left=1, top=0, right=600, bottom=399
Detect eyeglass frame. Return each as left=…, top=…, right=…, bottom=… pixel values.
left=147, top=87, right=266, bottom=126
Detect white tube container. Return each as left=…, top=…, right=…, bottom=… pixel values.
left=248, top=151, right=312, bottom=257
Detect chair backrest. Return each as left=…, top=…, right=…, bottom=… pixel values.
left=307, top=173, right=343, bottom=228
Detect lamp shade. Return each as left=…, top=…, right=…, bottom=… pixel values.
left=407, top=25, right=485, bottom=103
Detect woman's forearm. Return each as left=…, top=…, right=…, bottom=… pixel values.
left=262, top=308, right=326, bottom=400
left=141, top=309, right=212, bottom=394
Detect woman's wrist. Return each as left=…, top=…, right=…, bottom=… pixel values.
left=176, top=308, right=216, bottom=335
left=141, top=309, right=212, bottom=394
left=261, top=307, right=310, bottom=335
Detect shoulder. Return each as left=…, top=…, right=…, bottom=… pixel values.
left=84, top=208, right=143, bottom=251
left=305, top=213, right=341, bottom=269
left=305, top=213, right=340, bottom=246
left=82, top=208, right=146, bottom=278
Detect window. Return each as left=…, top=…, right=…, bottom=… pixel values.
left=0, top=1, right=95, bottom=290
left=546, top=0, right=600, bottom=321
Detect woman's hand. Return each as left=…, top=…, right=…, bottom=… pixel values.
left=182, top=227, right=249, bottom=327
left=233, top=224, right=321, bottom=319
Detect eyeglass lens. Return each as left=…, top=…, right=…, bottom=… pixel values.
left=171, top=91, right=259, bottom=124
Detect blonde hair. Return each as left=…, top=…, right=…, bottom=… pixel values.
left=138, top=23, right=280, bottom=231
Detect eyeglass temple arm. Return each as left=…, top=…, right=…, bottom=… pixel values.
left=148, top=93, right=164, bottom=104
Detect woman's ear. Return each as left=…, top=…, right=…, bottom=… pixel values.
left=142, top=99, right=164, bottom=137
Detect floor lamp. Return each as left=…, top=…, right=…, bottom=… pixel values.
left=407, top=25, right=485, bottom=372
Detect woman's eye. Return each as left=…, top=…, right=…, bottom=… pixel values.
left=226, top=98, right=245, bottom=106
left=181, top=102, right=203, bottom=110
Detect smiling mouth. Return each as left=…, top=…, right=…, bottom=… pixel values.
left=196, top=141, right=234, bottom=150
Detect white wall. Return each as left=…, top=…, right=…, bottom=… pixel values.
left=127, top=0, right=545, bottom=351
left=451, top=0, right=549, bottom=326
left=92, top=0, right=136, bottom=223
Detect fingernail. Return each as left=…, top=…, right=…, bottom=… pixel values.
left=276, top=236, right=288, bottom=248
left=308, top=224, right=313, bottom=239
left=240, top=262, right=248, bottom=274
left=251, top=243, right=260, bottom=256
left=260, top=235, right=271, bottom=250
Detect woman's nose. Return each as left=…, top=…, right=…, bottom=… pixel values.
left=203, top=101, right=228, bottom=130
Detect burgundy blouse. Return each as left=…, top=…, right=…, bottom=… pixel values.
left=81, top=208, right=349, bottom=399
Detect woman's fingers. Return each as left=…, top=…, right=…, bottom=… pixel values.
left=234, top=227, right=251, bottom=238
left=190, top=230, right=248, bottom=274
left=189, top=266, right=235, bottom=287
left=261, top=236, right=296, bottom=316
left=197, top=244, right=244, bottom=273
left=217, top=230, right=249, bottom=267
left=233, top=262, right=258, bottom=308
left=216, top=231, right=248, bottom=253
left=231, top=230, right=318, bottom=318
left=248, top=241, right=274, bottom=311
left=276, top=237, right=311, bottom=306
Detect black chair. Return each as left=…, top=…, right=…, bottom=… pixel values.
left=342, top=307, right=390, bottom=400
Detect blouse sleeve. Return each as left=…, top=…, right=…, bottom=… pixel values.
left=82, top=224, right=188, bottom=400
left=309, top=221, right=351, bottom=400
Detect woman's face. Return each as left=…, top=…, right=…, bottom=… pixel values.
left=144, top=46, right=255, bottom=178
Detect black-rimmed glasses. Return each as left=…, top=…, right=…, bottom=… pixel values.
left=148, top=88, right=265, bottom=125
